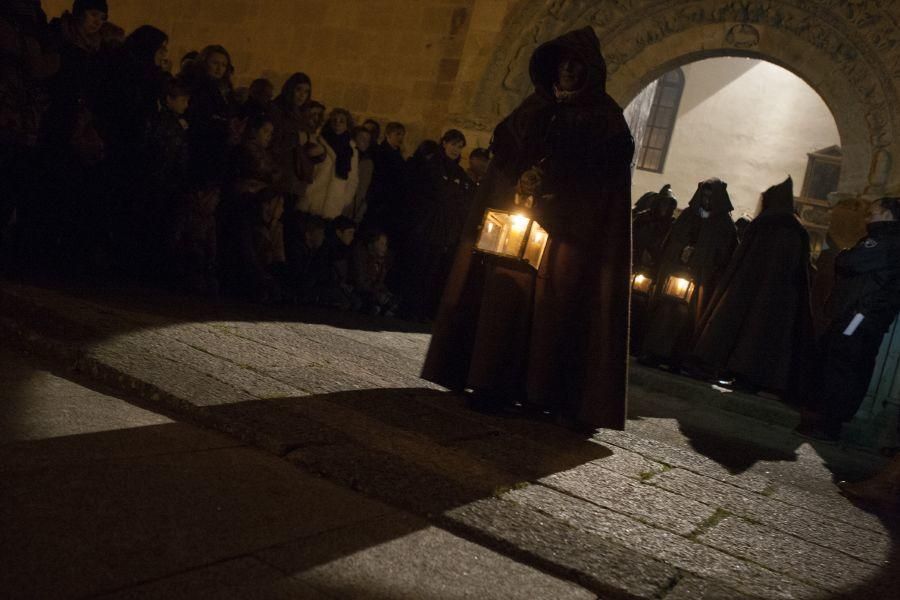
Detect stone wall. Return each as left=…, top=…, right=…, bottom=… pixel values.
left=42, top=0, right=493, bottom=147
left=42, top=0, right=900, bottom=193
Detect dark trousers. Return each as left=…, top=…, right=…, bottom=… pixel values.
left=811, top=318, right=884, bottom=435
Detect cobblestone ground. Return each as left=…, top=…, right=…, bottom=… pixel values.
left=1, top=280, right=897, bottom=600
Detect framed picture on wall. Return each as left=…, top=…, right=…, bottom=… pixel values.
left=797, top=145, right=842, bottom=257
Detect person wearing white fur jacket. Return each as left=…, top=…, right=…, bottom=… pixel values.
left=301, top=108, right=359, bottom=220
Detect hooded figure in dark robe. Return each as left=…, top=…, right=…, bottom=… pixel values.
left=422, top=27, right=634, bottom=432
left=633, top=185, right=677, bottom=270
left=640, top=178, right=737, bottom=368
left=692, top=177, right=814, bottom=399
left=630, top=184, right=678, bottom=354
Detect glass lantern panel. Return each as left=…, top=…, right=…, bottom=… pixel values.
left=632, top=273, right=653, bottom=294
left=664, top=275, right=694, bottom=300
left=477, top=210, right=508, bottom=254
left=476, top=210, right=532, bottom=259
left=522, top=220, right=549, bottom=267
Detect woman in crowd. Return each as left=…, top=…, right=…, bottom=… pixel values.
left=270, top=72, right=313, bottom=206
left=302, top=107, right=359, bottom=220
left=46, top=0, right=108, bottom=105
left=183, top=44, right=236, bottom=186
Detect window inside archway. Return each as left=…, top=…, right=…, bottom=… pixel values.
left=626, top=57, right=842, bottom=221
left=636, top=69, right=684, bottom=173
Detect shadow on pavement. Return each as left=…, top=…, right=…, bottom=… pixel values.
left=3, top=277, right=900, bottom=599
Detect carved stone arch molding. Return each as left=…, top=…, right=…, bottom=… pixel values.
left=459, top=0, right=900, bottom=196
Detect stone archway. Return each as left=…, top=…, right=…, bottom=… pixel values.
left=455, top=0, right=900, bottom=198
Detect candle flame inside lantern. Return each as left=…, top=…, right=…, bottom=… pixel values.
left=511, top=214, right=530, bottom=233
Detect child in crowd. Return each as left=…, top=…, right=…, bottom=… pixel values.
left=284, top=213, right=329, bottom=305
left=351, top=230, right=400, bottom=317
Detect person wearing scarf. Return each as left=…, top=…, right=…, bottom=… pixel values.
left=301, top=108, right=359, bottom=220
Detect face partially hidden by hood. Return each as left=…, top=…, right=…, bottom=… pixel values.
left=689, top=178, right=733, bottom=215
left=529, top=27, right=607, bottom=101
left=759, top=176, right=794, bottom=215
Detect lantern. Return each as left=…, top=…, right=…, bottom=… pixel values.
left=476, top=209, right=549, bottom=269
left=662, top=274, right=695, bottom=302
left=631, top=272, right=653, bottom=295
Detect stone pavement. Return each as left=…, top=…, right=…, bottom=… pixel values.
left=1, top=280, right=898, bottom=600
left=0, top=344, right=593, bottom=600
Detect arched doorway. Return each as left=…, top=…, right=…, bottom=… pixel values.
left=456, top=0, right=900, bottom=199
left=449, top=1, right=900, bottom=447
left=627, top=57, right=841, bottom=229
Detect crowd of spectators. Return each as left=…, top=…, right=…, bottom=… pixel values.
left=0, top=0, right=484, bottom=319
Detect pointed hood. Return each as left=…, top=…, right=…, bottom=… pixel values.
left=760, top=177, right=794, bottom=215
left=688, top=178, right=733, bottom=214
left=529, top=27, right=607, bottom=102
left=652, top=184, right=678, bottom=216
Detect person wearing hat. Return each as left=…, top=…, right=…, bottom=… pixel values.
left=691, top=177, right=814, bottom=401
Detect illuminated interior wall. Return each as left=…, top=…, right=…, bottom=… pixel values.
left=631, top=58, right=841, bottom=217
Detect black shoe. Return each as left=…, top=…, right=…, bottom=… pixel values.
left=794, top=423, right=840, bottom=444
left=555, top=413, right=598, bottom=436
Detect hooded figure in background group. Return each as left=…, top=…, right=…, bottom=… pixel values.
left=632, top=184, right=677, bottom=271
left=630, top=184, right=678, bottom=355
left=692, top=177, right=814, bottom=399
left=640, top=178, right=737, bottom=368
left=422, top=27, right=634, bottom=432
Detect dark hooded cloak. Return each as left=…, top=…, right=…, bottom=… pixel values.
left=630, top=185, right=677, bottom=355
left=422, top=27, right=634, bottom=431
left=640, top=178, right=737, bottom=365
left=692, top=177, right=814, bottom=398
left=632, top=184, right=677, bottom=269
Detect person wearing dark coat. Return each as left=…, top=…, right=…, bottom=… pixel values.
left=692, top=177, right=814, bottom=399
left=183, top=45, right=235, bottom=186
left=641, top=178, right=737, bottom=369
left=270, top=72, right=312, bottom=203
left=630, top=184, right=677, bottom=355
left=92, top=25, right=168, bottom=152
left=45, top=0, right=107, bottom=107
left=364, top=121, right=407, bottom=236
left=422, top=27, right=634, bottom=433
left=404, top=129, right=474, bottom=320
left=798, top=197, right=900, bottom=441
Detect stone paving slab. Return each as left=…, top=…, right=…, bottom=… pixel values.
left=256, top=512, right=598, bottom=600
left=663, top=574, right=756, bottom=600
left=650, top=467, right=891, bottom=564
left=95, top=557, right=330, bottom=600
left=508, top=484, right=823, bottom=600
left=540, top=462, right=716, bottom=536
left=441, top=495, right=679, bottom=600
left=697, top=516, right=884, bottom=593
left=1, top=445, right=394, bottom=600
